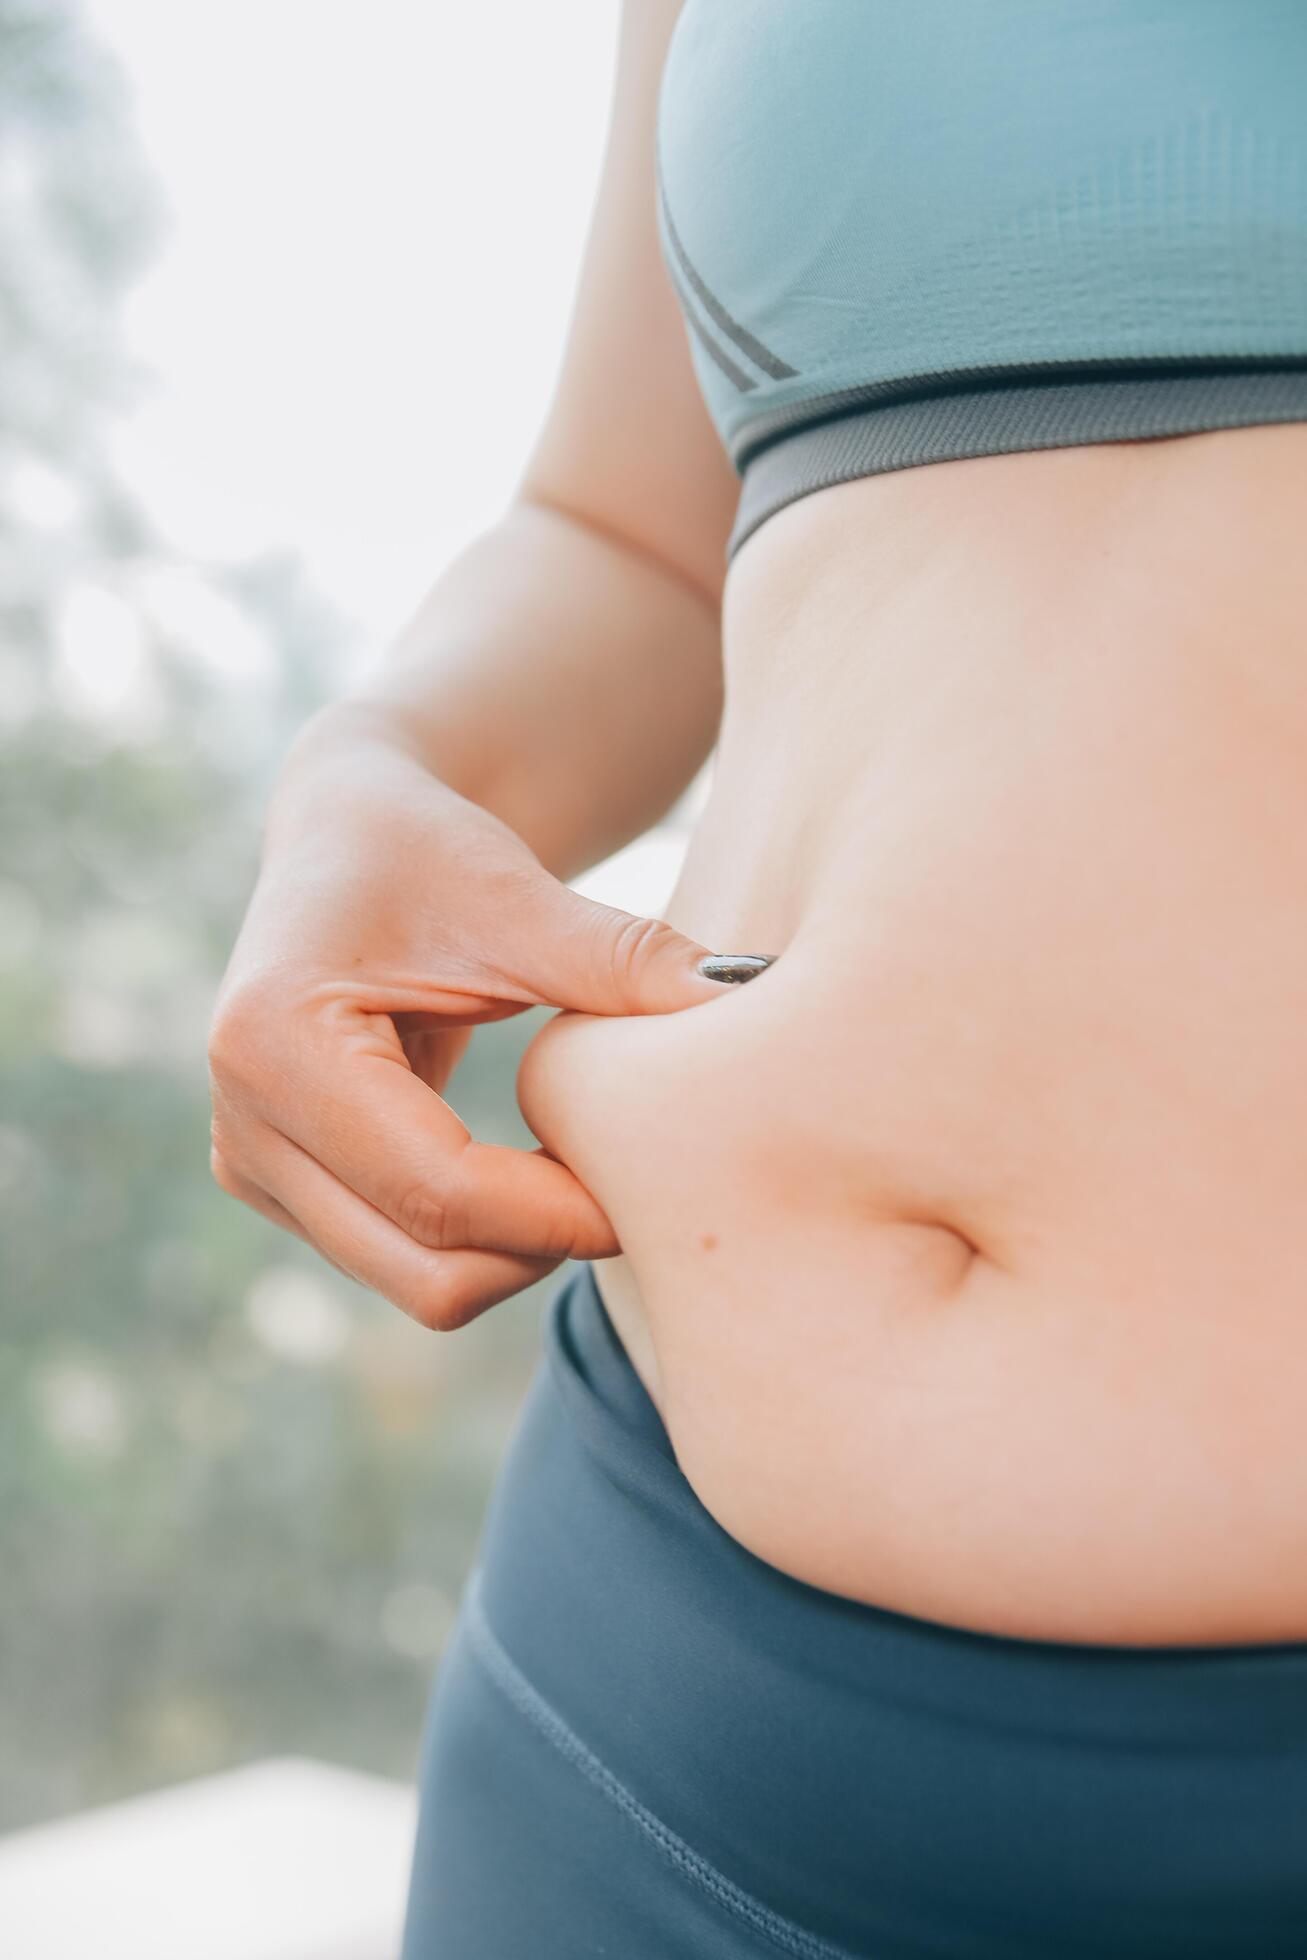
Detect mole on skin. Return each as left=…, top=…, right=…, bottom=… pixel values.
left=700, top=1233, right=719, bottom=1252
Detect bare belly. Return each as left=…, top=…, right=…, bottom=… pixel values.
left=516, top=422, right=1307, bottom=1646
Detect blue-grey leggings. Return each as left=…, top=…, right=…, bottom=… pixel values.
left=401, top=1261, right=1307, bottom=1957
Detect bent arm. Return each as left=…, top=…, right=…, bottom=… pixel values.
left=280, top=0, right=737, bottom=885
left=313, top=497, right=724, bottom=886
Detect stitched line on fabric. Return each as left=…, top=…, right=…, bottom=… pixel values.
left=462, top=1576, right=863, bottom=1960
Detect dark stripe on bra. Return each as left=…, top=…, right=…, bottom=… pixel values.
left=679, top=294, right=758, bottom=392
left=656, top=152, right=798, bottom=384
left=657, top=208, right=758, bottom=392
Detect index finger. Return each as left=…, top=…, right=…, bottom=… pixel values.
left=253, top=1027, right=620, bottom=1263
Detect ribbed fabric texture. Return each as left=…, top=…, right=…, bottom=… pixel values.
left=654, top=1, right=1307, bottom=560
left=729, top=362, right=1307, bottom=555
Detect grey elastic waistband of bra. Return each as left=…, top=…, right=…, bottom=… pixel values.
left=728, top=364, right=1307, bottom=561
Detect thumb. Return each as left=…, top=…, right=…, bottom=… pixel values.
left=510, top=882, right=766, bottom=1017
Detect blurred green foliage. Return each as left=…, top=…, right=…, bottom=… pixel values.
left=0, top=0, right=557, bottom=1829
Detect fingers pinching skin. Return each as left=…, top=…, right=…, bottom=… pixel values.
left=206, top=774, right=741, bottom=1324
left=491, top=882, right=733, bottom=1017
left=228, top=1008, right=620, bottom=1263
left=210, top=1146, right=313, bottom=1246
left=209, top=1146, right=366, bottom=1287
left=220, top=1120, right=566, bottom=1330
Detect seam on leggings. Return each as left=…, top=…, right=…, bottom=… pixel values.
left=462, top=1576, right=863, bottom=1960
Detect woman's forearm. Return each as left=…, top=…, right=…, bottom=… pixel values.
left=282, top=497, right=724, bottom=884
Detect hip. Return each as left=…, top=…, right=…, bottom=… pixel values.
left=518, top=893, right=1307, bottom=1641
left=402, top=1262, right=1307, bottom=1960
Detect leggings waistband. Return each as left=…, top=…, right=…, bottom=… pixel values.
left=468, top=1260, right=1307, bottom=1956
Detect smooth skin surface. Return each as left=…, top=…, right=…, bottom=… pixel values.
left=520, top=417, right=1307, bottom=1645
left=214, top=0, right=1307, bottom=1643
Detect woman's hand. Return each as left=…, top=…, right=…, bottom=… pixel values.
left=207, top=714, right=725, bottom=1330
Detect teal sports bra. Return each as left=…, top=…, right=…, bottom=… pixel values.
left=654, top=0, right=1307, bottom=560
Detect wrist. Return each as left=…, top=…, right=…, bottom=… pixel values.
left=279, top=696, right=440, bottom=781
left=259, top=701, right=462, bottom=862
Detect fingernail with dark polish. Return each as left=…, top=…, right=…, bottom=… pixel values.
left=696, top=954, right=778, bottom=984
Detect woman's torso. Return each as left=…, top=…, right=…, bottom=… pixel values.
left=517, top=420, right=1307, bottom=1647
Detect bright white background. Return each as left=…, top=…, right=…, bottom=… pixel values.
left=87, top=0, right=619, bottom=638
left=84, top=0, right=708, bottom=909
